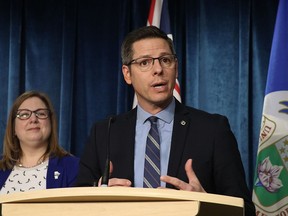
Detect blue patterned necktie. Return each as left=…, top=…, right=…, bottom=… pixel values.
left=143, top=116, right=160, bottom=188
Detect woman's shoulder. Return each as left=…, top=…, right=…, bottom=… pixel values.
left=49, top=155, right=79, bottom=166
left=61, top=154, right=79, bottom=161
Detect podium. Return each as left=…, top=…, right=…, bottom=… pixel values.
left=0, top=187, right=244, bottom=216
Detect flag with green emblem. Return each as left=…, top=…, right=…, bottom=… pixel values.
left=252, top=0, right=288, bottom=215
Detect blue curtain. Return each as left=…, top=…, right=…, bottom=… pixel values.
left=0, top=0, right=279, bottom=189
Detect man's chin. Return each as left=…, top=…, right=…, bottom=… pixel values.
left=152, top=95, right=173, bottom=107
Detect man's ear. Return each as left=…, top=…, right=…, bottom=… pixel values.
left=122, top=65, right=132, bottom=85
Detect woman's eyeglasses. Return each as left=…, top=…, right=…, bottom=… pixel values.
left=16, top=109, right=50, bottom=120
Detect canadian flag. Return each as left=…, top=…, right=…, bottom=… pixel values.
left=132, top=0, right=181, bottom=108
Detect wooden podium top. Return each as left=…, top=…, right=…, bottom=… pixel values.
left=0, top=187, right=244, bottom=216
left=0, top=186, right=243, bottom=207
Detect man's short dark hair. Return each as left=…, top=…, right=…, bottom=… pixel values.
left=121, top=26, right=175, bottom=65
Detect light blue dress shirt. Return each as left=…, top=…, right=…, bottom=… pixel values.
left=134, top=98, right=175, bottom=187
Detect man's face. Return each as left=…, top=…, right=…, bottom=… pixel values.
left=122, top=38, right=178, bottom=113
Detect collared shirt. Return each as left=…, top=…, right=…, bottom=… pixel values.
left=134, top=98, right=175, bottom=187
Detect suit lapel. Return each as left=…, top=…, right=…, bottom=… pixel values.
left=46, top=157, right=64, bottom=188
left=167, top=101, right=190, bottom=182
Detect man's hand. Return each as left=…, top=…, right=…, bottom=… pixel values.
left=98, top=161, right=132, bottom=187
left=160, top=159, right=206, bottom=192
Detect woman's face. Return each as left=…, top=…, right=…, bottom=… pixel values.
left=14, top=97, right=51, bottom=150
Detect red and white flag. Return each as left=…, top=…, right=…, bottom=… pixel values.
left=132, top=0, right=181, bottom=108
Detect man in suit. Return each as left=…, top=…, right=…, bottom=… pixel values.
left=77, top=26, right=255, bottom=215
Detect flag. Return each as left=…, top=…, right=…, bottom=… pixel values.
left=132, top=0, right=181, bottom=108
left=252, top=1, right=288, bottom=215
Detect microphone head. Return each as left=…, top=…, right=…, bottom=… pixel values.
left=108, top=115, right=115, bottom=123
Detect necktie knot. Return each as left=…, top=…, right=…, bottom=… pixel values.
left=148, top=116, right=158, bottom=124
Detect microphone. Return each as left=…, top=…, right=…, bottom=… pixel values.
left=101, top=115, right=115, bottom=187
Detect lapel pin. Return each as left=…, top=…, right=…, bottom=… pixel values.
left=181, top=120, right=186, bottom=126
left=54, top=171, right=60, bottom=179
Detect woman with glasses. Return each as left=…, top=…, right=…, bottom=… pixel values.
left=0, top=91, right=79, bottom=194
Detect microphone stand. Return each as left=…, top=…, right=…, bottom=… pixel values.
left=101, top=116, right=114, bottom=187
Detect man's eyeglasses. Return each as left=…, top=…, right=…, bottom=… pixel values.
left=127, top=54, right=177, bottom=72
left=16, top=109, right=50, bottom=120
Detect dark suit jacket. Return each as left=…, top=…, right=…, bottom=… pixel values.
left=77, top=101, right=255, bottom=216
